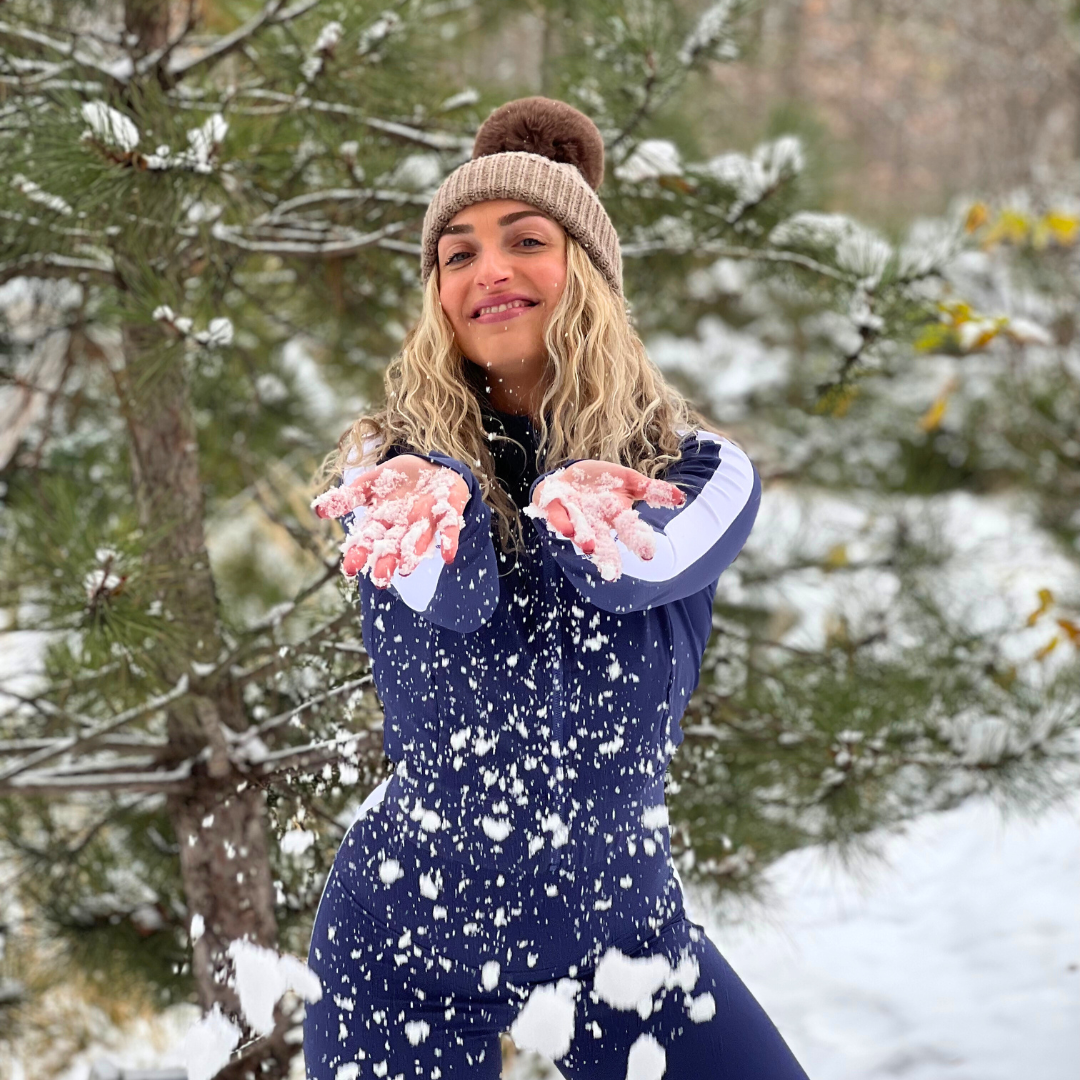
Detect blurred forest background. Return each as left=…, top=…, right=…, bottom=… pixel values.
left=1, top=1, right=1077, bottom=1078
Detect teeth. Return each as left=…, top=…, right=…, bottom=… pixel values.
left=476, top=300, right=533, bottom=317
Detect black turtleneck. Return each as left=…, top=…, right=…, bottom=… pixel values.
left=479, top=401, right=544, bottom=512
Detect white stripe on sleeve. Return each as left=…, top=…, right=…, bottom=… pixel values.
left=612, top=433, right=756, bottom=583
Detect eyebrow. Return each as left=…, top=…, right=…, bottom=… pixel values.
left=438, top=210, right=553, bottom=238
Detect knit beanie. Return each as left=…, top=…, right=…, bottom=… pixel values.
left=420, top=97, right=623, bottom=296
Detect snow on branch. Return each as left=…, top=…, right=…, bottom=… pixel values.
left=0, top=252, right=116, bottom=286
left=247, top=731, right=380, bottom=780
left=678, top=0, right=742, bottom=66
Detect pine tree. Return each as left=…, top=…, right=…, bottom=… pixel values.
left=1, top=1, right=1077, bottom=1077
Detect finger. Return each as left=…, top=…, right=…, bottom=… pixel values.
left=559, top=496, right=598, bottom=554
left=411, top=517, right=437, bottom=565
left=547, top=497, right=598, bottom=555
left=546, top=498, right=576, bottom=539
left=612, top=506, right=657, bottom=561
left=372, top=551, right=399, bottom=587
left=312, top=485, right=366, bottom=520
left=437, top=522, right=461, bottom=563
left=397, top=493, right=436, bottom=575
left=588, top=528, right=623, bottom=582
left=638, top=477, right=685, bottom=508
left=341, top=543, right=370, bottom=577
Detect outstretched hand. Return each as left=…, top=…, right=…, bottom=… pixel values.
left=312, top=455, right=470, bottom=588
left=524, top=459, right=685, bottom=581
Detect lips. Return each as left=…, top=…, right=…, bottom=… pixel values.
left=471, top=295, right=539, bottom=321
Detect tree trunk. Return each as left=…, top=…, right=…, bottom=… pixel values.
left=121, top=320, right=289, bottom=1078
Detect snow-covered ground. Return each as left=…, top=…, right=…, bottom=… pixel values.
left=687, top=793, right=1080, bottom=1080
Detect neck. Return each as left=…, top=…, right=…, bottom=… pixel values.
left=473, top=360, right=546, bottom=422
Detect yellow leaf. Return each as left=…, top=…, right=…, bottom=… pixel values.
left=1034, top=635, right=1059, bottom=661
left=823, top=544, right=848, bottom=569
left=990, top=664, right=1017, bottom=691
left=919, top=396, right=948, bottom=432
left=1056, top=618, right=1080, bottom=646
left=939, top=298, right=973, bottom=325
left=1025, top=588, right=1054, bottom=626
left=983, top=208, right=1030, bottom=248
left=914, top=323, right=954, bottom=353
left=1042, top=211, right=1079, bottom=247
left=964, top=202, right=989, bottom=233
left=814, top=384, right=859, bottom=417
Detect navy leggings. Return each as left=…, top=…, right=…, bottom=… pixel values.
left=303, top=830, right=809, bottom=1078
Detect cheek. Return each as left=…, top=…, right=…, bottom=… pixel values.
left=439, top=290, right=467, bottom=335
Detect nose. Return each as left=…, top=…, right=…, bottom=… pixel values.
left=472, top=244, right=512, bottom=290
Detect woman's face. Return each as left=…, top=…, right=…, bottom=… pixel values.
left=437, top=198, right=567, bottom=400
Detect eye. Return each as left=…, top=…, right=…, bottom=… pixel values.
left=443, top=250, right=472, bottom=265
left=519, top=237, right=544, bottom=248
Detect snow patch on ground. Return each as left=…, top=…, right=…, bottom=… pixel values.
left=687, top=793, right=1080, bottom=1080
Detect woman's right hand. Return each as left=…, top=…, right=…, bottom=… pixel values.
left=312, top=455, right=470, bottom=587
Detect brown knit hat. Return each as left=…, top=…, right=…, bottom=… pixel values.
left=420, top=97, right=623, bottom=295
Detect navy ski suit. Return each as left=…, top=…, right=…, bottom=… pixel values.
left=304, top=403, right=809, bottom=1079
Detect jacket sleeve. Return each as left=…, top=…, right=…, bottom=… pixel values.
left=526, top=431, right=761, bottom=613
left=340, top=443, right=500, bottom=633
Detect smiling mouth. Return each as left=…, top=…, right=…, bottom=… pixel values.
left=472, top=299, right=538, bottom=320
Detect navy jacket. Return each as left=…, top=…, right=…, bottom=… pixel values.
left=339, top=403, right=761, bottom=875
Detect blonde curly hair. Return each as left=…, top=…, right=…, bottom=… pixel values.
left=324, top=234, right=728, bottom=557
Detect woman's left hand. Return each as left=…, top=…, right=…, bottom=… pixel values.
left=525, top=460, right=685, bottom=581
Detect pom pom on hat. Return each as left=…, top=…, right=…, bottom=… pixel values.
left=471, top=96, right=605, bottom=190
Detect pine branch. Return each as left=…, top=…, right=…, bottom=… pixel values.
left=263, top=187, right=431, bottom=219
left=0, top=759, right=194, bottom=796
left=248, top=729, right=380, bottom=779
left=210, top=219, right=410, bottom=258
left=195, top=562, right=342, bottom=686
left=0, top=736, right=167, bottom=756
left=0, top=19, right=129, bottom=88
left=0, top=253, right=117, bottom=286
left=163, top=0, right=322, bottom=84
left=621, top=239, right=852, bottom=283
left=220, top=89, right=472, bottom=152
left=232, top=609, right=362, bottom=687
left=0, top=675, right=190, bottom=784
left=238, top=673, right=373, bottom=744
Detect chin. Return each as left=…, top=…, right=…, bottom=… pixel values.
left=469, top=342, right=545, bottom=369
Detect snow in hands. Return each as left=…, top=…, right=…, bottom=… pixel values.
left=312, top=456, right=468, bottom=586
left=525, top=461, right=686, bottom=581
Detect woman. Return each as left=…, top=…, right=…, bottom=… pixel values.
left=303, top=97, right=809, bottom=1080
